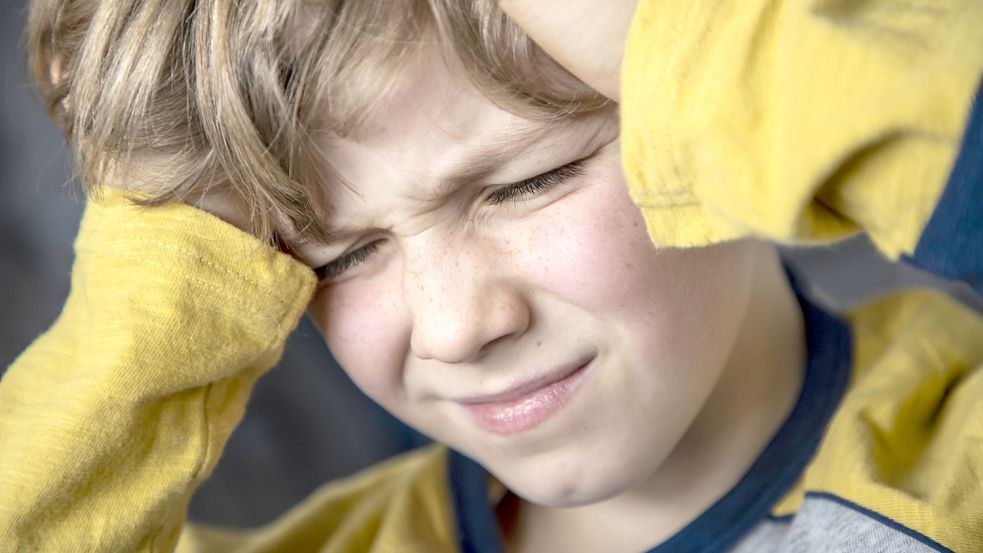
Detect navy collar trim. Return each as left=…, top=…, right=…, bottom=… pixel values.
left=447, top=446, right=504, bottom=553
left=446, top=276, right=853, bottom=553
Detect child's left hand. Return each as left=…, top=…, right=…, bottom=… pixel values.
left=497, top=0, right=637, bottom=101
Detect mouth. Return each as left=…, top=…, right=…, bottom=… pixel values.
left=456, top=355, right=595, bottom=435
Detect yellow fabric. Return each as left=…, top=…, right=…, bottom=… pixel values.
left=176, top=446, right=457, bottom=553
left=0, top=191, right=316, bottom=552
left=770, top=290, right=983, bottom=551
left=621, top=0, right=983, bottom=257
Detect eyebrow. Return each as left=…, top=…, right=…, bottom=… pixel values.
left=316, top=159, right=501, bottom=246
left=313, top=156, right=505, bottom=249
left=427, top=157, right=501, bottom=201
left=315, top=118, right=589, bottom=247
left=426, top=122, right=567, bottom=201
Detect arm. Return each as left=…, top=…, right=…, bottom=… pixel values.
left=502, top=0, right=983, bottom=292
left=0, top=190, right=314, bottom=552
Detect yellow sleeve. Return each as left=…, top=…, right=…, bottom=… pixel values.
left=621, top=0, right=983, bottom=258
left=174, top=446, right=458, bottom=553
left=0, top=191, right=315, bottom=552
left=804, top=290, right=983, bottom=550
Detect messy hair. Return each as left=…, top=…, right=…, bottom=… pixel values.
left=27, top=0, right=607, bottom=244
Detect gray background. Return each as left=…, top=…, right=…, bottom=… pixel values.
left=1, top=0, right=977, bottom=529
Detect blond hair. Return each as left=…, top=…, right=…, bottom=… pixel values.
left=27, top=0, right=607, bottom=243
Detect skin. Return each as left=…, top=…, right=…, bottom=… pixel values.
left=290, top=50, right=806, bottom=552
left=496, top=0, right=636, bottom=101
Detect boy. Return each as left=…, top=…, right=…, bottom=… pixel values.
left=2, top=0, right=981, bottom=552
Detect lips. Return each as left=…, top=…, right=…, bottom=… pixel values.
left=455, top=355, right=595, bottom=435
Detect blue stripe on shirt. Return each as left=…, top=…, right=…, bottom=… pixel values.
left=908, top=79, right=983, bottom=296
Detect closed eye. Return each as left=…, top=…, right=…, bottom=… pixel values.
left=486, top=160, right=585, bottom=205
left=313, top=160, right=587, bottom=283
left=314, top=239, right=384, bottom=282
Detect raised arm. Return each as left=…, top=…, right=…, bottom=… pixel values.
left=0, top=191, right=314, bottom=552
left=501, top=0, right=983, bottom=294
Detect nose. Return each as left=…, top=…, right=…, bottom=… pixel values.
left=404, top=238, right=530, bottom=364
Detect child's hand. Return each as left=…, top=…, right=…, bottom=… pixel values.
left=190, top=191, right=307, bottom=261
left=106, top=182, right=253, bottom=235
left=497, top=0, right=637, bottom=101
left=183, top=189, right=253, bottom=235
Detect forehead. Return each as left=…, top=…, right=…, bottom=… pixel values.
left=318, top=49, right=605, bottom=207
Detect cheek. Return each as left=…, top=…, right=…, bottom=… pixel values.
left=308, top=281, right=409, bottom=399
left=515, top=178, right=661, bottom=314
left=516, top=175, right=753, bottom=356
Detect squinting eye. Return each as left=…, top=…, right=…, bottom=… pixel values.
left=487, top=160, right=586, bottom=205
left=314, top=239, right=384, bottom=282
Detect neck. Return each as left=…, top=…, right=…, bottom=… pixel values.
left=505, top=246, right=806, bottom=553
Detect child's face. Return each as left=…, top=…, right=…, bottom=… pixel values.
left=301, top=53, right=759, bottom=507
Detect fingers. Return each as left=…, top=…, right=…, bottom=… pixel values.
left=497, top=0, right=638, bottom=101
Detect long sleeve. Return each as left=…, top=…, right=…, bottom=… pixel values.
left=0, top=191, right=315, bottom=552
left=621, top=0, right=983, bottom=287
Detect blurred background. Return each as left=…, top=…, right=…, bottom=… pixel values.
left=1, top=0, right=979, bottom=529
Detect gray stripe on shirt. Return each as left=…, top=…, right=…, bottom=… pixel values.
left=729, top=495, right=944, bottom=552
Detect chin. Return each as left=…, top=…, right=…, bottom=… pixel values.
left=490, top=453, right=648, bottom=508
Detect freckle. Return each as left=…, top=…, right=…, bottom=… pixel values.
left=536, top=340, right=542, bottom=347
